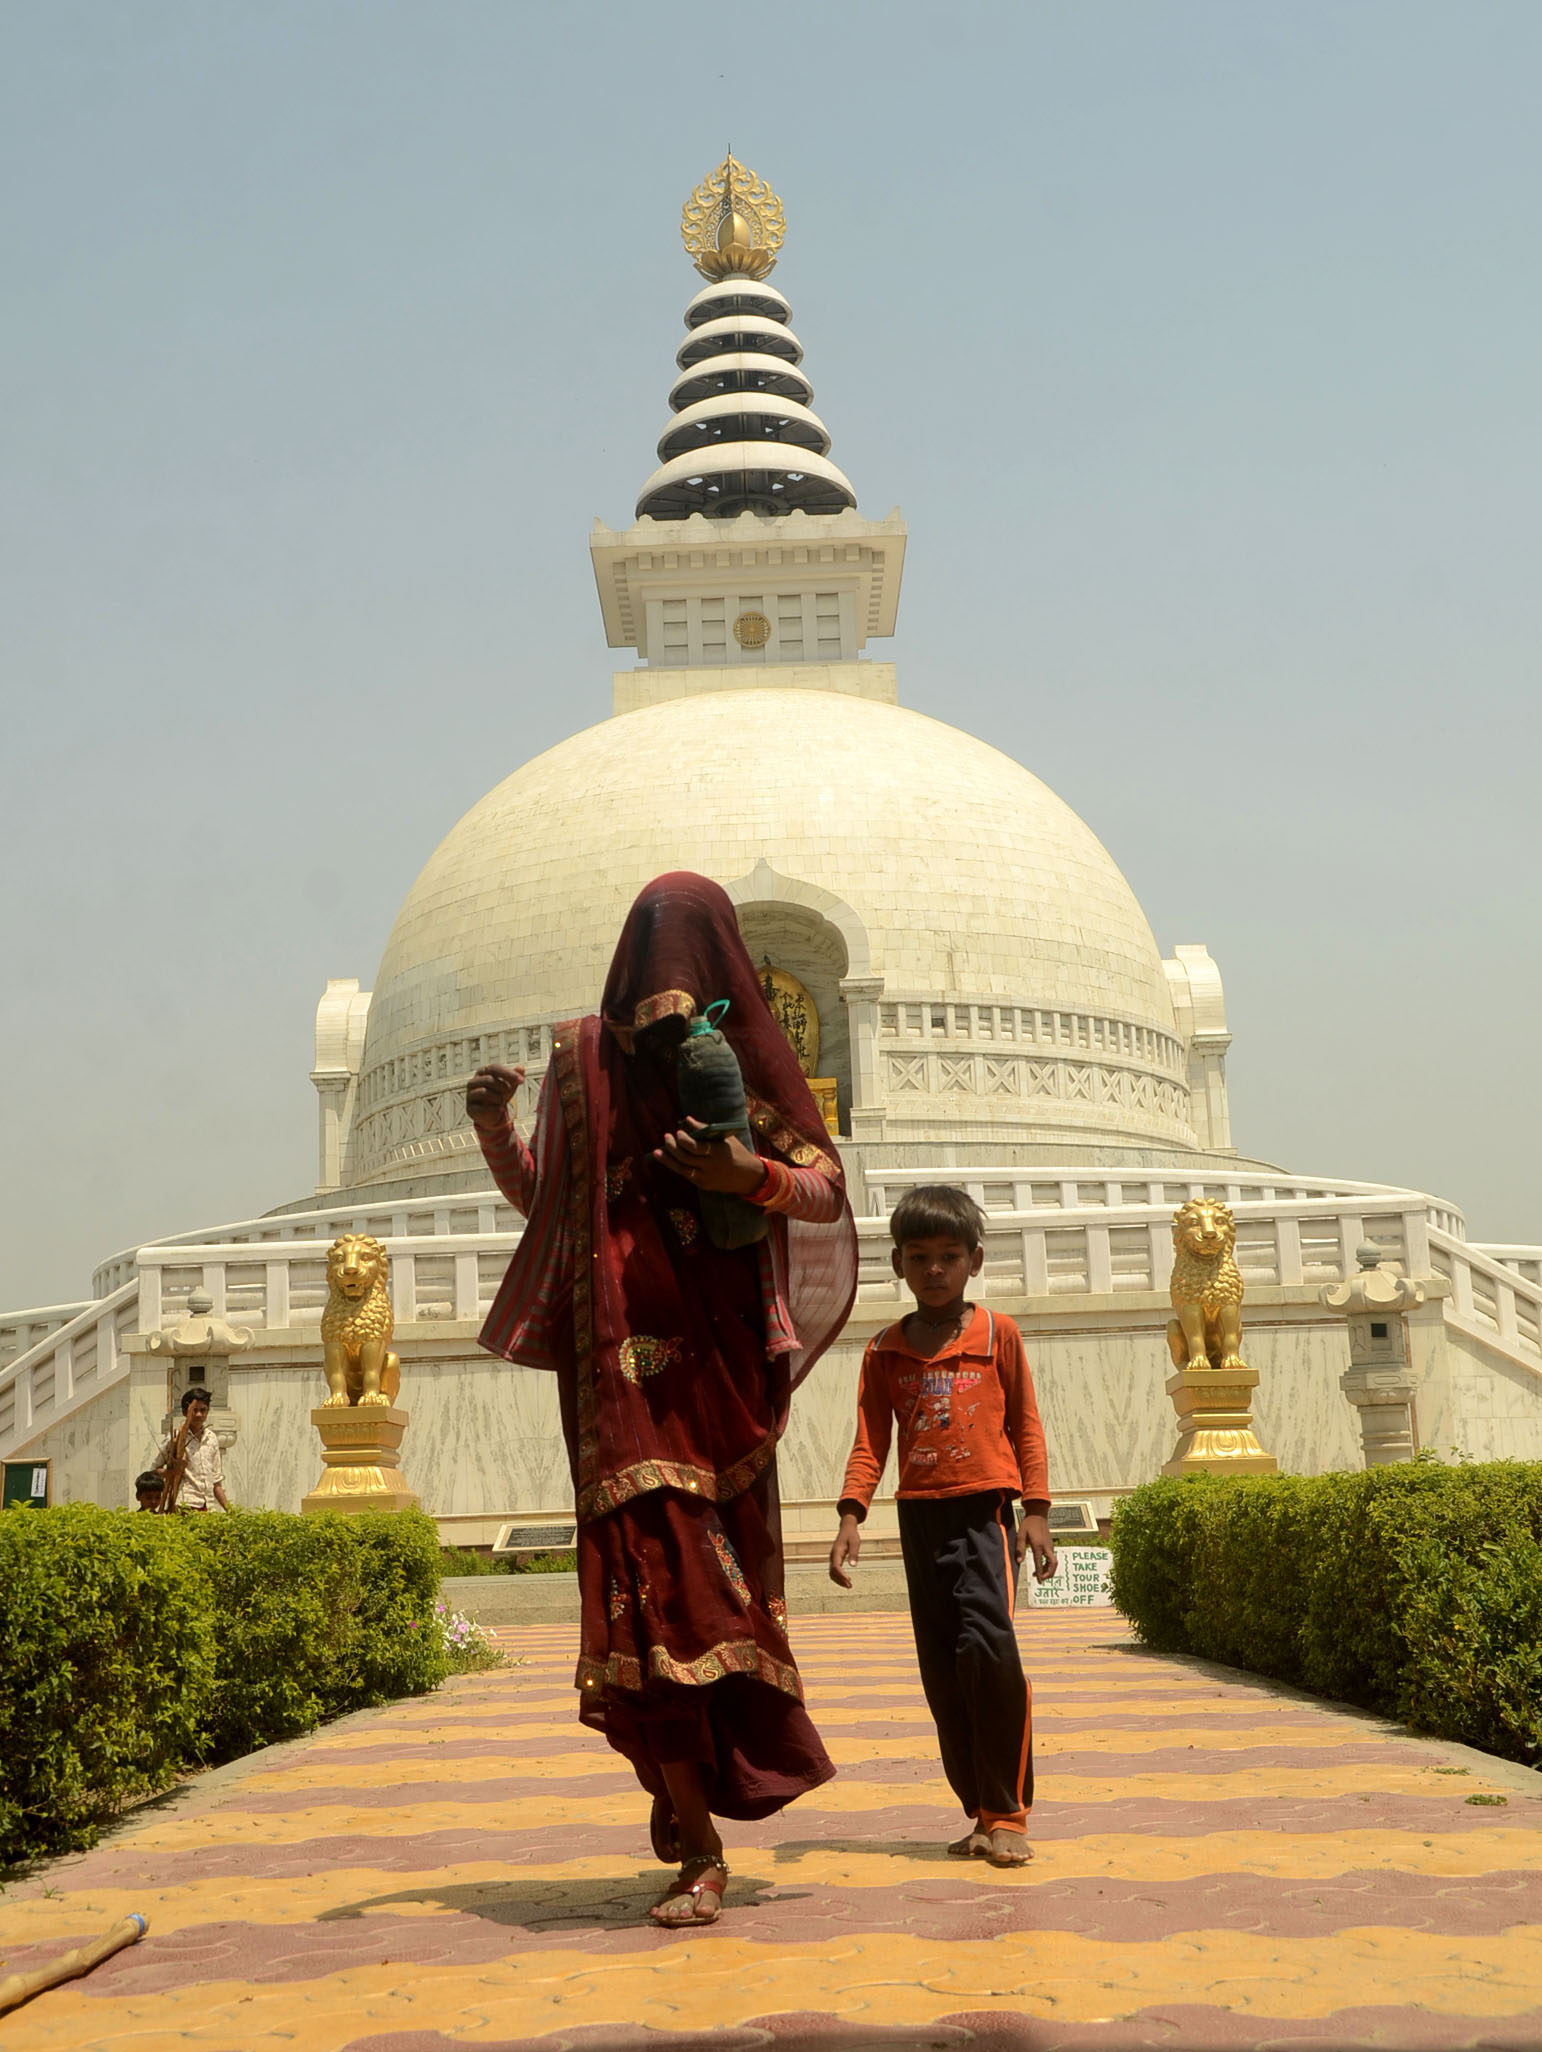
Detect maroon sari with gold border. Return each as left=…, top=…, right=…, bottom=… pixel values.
left=479, top=874, right=857, bottom=1817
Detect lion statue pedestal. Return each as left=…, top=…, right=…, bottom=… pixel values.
left=1161, top=1200, right=1278, bottom=1478
left=301, top=1235, right=420, bottom=1514
left=302, top=1404, right=419, bottom=1513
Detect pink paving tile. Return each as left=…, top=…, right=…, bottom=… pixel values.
left=344, top=2008, right=1542, bottom=2052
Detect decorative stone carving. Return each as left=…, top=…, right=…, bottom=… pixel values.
left=758, top=961, right=820, bottom=1074
left=143, top=1289, right=252, bottom=1450
left=1161, top=1200, right=1277, bottom=1476
left=1321, top=1244, right=1425, bottom=1466
left=758, top=959, right=839, bottom=1134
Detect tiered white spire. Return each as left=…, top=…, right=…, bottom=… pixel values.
left=634, top=157, right=858, bottom=522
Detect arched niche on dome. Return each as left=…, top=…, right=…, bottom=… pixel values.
left=724, top=860, right=875, bottom=1138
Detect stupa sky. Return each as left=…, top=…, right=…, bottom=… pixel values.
left=2, top=0, right=1538, bottom=1304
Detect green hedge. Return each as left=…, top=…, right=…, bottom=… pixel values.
left=0, top=1506, right=215, bottom=1864
left=339, top=1508, right=451, bottom=1704
left=185, top=1509, right=446, bottom=1756
left=1109, top=1461, right=1542, bottom=1768
left=0, top=1506, right=449, bottom=1869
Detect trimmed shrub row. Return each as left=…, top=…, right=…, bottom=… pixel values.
left=0, top=1505, right=449, bottom=1868
left=1109, top=1461, right=1542, bottom=1768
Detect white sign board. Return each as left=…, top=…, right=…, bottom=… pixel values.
left=1028, top=1545, right=1114, bottom=1607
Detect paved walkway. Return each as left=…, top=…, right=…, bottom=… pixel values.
left=3, top=1610, right=1542, bottom=2050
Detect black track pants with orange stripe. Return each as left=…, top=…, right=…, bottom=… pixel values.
left=897, top=1489, right=1033, bottom=1827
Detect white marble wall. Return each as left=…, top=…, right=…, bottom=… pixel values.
left=37, top=1290, right=1540, bottom=1521
left=222, top=1365, right=323, bottom=1511
left=18, top=1382, right=132, bottom=1507
left=390, top=1354, right=569, bottom=1517
left=779, top=1338, right=869, bottom=1500
left=1438, top=1332, right=1542, bottom=1464
left=781, top=1305, right=1364, bottom=1502
left=217, top=1356, right=570, bottom=1516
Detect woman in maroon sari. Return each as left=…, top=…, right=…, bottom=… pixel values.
left=466, top=873, right=858, bottom=1924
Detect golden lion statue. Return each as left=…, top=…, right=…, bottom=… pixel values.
left=320, top=1234, right=400, bottom=1408
left=1166, top=1199, right=1247, bottom=1374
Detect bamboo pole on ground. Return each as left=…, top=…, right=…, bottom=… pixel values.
left=0, top=1913, right=148, bottom=2015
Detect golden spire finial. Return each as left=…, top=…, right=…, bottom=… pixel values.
left=681, top=153, right=785, bottom=281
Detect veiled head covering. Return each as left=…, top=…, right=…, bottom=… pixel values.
left=481, top=875, right=858, bottom=1508
left=598, top=873, right=836, bottom=1162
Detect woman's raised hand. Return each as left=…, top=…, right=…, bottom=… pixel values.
left=656, top=1119, right=766, bottom=1195
left=466, top=1063, right=525, bottom=1131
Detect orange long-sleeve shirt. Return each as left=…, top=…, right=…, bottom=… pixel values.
left=838, top=1306, right=1051, bottom=1517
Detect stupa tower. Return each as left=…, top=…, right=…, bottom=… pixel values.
left=634, top=154, right=856, bottom=521
left=342, top=155, right=1218, bottom=1194
left=591, top=154, right=906, bottom=691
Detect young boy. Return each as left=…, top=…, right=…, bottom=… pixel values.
left=829, top=1185, right=1057, bottom=1867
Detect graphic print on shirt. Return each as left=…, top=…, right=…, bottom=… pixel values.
left=841, top=1308, right=1050, bottom=1514
left=914, top=1364, right=954, bottom=1434
left=897, top=1358, right=989, bottom=1471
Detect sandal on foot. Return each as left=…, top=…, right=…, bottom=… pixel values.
left=649, top=1793, right=681, bottom=1865
left=983, top=1827, right=1033, bottom=1868
left=649, top=1854, right=728, bottom=1926
left=947, top=1829, right=990, bottom=1858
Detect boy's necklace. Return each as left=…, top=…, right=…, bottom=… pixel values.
left=910, top=1304, right=968, bottom=1333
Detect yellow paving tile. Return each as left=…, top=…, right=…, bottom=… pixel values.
left=9, top=1926, right=1542, bottom=2050
left=248, top=1721, right=1422, bottom=1792
left=7, top=1826, right=1541, bottom=1954
left=372, top=1688, right=1356, bottom=1726
left=243, top=1749, right=628, bottom=1791
left=111, top=1757, right=1517, bottom=1852
left=4, top=1614, right=1534, bottom=2051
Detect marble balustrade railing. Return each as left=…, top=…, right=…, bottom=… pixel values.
left=8, top=1198, right=1536, bottom=1470
left=0, top=1283, right=139, bottom=1460
left=116, top=1193, right=1440, bottom=1336
left=0, top=1301, right=94, bottom=1370
left=1472, top=1244, right=1542, bottom=1286
left=84, top=1166, right=1469, bottom=1300
left=1431, top=1231, right=1542, bottom=1367
left=861, top=1170, right=1469, bottom=1241
left=88, top=1194, right=512, bottom=1297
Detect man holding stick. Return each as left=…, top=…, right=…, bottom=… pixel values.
left=151, top=1387, right=229, bottom=1512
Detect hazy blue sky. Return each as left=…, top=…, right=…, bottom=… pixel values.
left=3, top=1, right=1538, bottom=1306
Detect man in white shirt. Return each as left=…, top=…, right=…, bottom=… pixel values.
left=153, top=1387, right=229, bottom=1511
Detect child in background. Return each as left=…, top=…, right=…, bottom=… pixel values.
left=829, top=1185, right=1057, bottom=1866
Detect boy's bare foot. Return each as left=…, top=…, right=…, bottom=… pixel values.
left=984, top=1827, right=1033, bottom=1867
left=649, top=1853, right=728, bottom=1925
left=947, top=1828, right=990, bottom=1858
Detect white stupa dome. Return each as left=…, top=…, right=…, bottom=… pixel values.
left=346, top=686, right=1194, bottom=1188
left=322, top=158, right=1224, bottom=1197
